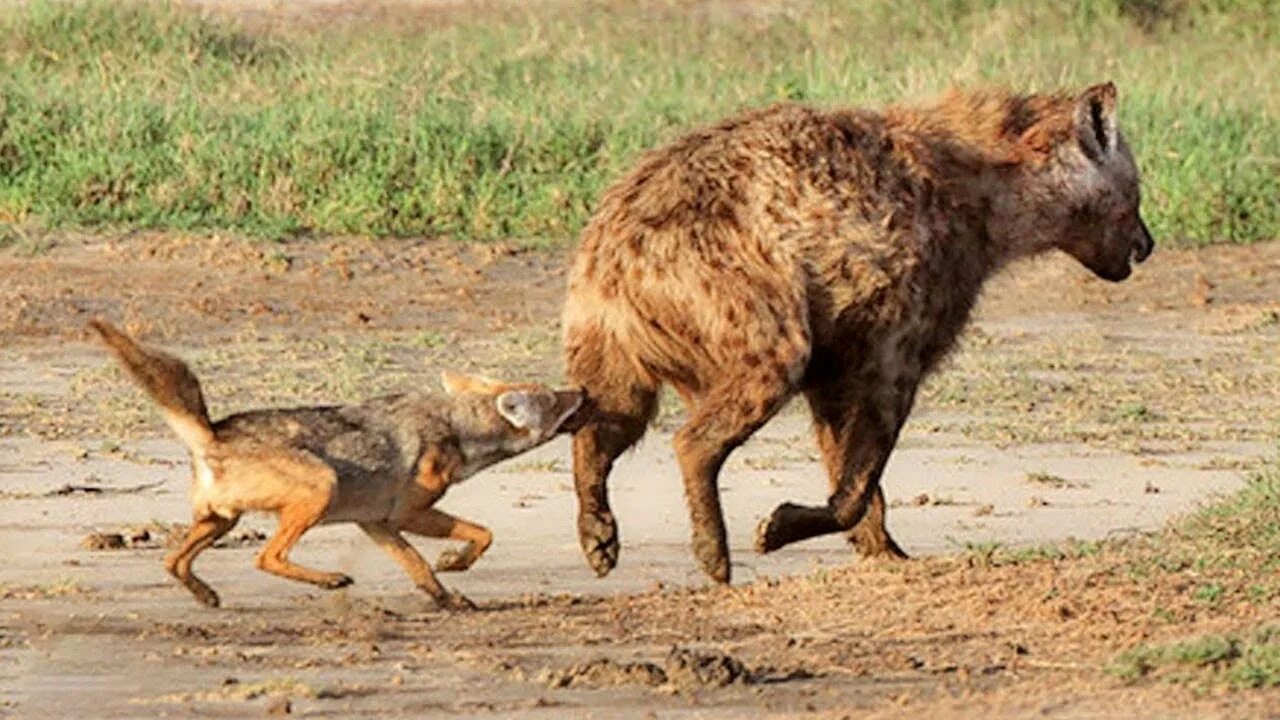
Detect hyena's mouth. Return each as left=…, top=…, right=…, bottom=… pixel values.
left=1132, top=218, right=1155, bottom=264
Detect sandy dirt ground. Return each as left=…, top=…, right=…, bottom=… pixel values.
left=1, top=234, right=1279, bottom=718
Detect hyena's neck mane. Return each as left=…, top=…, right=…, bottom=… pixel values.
left=888, top=87, right=1076, bottom=168
left=881, top=87, right=1076, bottom=273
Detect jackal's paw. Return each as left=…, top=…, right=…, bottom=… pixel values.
left=578, top=511, right=619, bottom=577
left=435, top=549, right=472, bottom=573
left=754, top=503, right=803, bottom=554
left=435, top=592, right=477, bottom=612
left=190, top=585, right=221, bottom=608
left=319, top=574, right=355, bottom=590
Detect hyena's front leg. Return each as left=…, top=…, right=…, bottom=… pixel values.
left=848, top=488, right=905, bottom=558
left=755, top=383, right=915, bottom=554
left=806, top=390, right=908, bottom=559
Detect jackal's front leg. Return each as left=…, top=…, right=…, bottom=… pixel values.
left=358, top=521, right=474, bottom=611
left=424, top=511, right=493, bottom=573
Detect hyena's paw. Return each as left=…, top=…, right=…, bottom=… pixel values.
left=850, top=527, right=910, bottom=561
left=434, top=592, right=477, bottom=612
left=691, top=530, right=731, bottom=584
left=435, top=548, right=472, bottom=573
left=578, top=510, right=620, bottom=577
left=754, top=502, right=806, bottom=554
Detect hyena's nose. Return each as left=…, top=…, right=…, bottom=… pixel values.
left=1134, top=217, right=1154, bottom=263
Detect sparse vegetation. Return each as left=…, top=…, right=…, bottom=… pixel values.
left=1, top=3, right=1279, bottom=713
left=1, top=0, right=1277, bottom=244
left=1111, top=626, right=1280, bottom=688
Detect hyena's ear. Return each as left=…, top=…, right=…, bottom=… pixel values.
left=494, top=391, right=537, bottom=429
left=1075, top=81, right=1117, bottom=162
left=440, top=370, right=504, bottom=395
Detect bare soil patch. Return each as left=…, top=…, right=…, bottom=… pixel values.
left=1, top=234, right=1278, bottom=717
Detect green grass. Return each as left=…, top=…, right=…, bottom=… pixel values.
left=1158, top=456, right=1280, bottom=584
left=1, top=0, right=1277, bottom=244
left=1108, top=457, right=1280, bottom=688
left=1111, top=626, right=1280, bottom=688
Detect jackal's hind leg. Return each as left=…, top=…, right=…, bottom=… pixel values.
left=165, top=513, right=239, bottom=607
left=248, top=452, right=350, bottom=589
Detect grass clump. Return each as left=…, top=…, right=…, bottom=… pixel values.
left=1111, top=626, right=1280, bottom=688
left=1109, top=457, right=1280, bottom=688
left=1, top=0, right=1277, bottom=244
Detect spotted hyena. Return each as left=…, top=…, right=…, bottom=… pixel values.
left=562, top=83, right=1154, bottom=583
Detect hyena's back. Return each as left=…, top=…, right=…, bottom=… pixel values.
left=561, top=104, right=879, bottom=404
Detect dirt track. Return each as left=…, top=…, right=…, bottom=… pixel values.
left=1, top=235, right=1279, bottom=718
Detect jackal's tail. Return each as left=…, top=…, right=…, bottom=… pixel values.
left=88, top=319, right=214, bottom=453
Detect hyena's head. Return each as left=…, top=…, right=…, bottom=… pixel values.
left=1011, top=82, right=1155, bottom=281
left=440, top=370, right=585, bottom=471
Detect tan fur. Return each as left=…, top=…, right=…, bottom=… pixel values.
left=90, top=320, right=583, bottom=609
left=563, top=83, right=1154, bottom=582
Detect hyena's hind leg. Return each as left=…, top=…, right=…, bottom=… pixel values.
left=165, top=512, right=240, bottom=607
left=565, top=324, right=659, bottom=577
left=674, top=371, right=798, bottom=583
left=805, top=389, right=907, bottom=559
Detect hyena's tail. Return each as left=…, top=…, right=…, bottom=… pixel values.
left=88, top=319, right=214, bottom=453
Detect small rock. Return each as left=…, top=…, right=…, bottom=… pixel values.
left=1027, top=496, right=1049, bottom=508
left=972, top=504, right=994, bottom=517
left=910, top=493, right=930, bottom=507
left=80, top=533, right=126, bottom=551
left=1190, top=272, right=1215, bottom=306
left=265, top=698, right=291, bottom=716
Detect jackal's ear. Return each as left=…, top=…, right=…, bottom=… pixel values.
left=494, top=391, right=537, bottom=429
left=440, top=370, right=504, bottom=395
left=1075, top=81, right=1117, bottom=162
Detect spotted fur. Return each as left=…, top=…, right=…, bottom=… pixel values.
left=563, top=83, right=1154, bottom=582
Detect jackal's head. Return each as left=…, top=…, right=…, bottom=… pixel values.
left=1016, top=82, right=1154, bottom=281
left=439, top=370, right=585, bottom=470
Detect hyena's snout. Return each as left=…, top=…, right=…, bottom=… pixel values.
left=1132, top=215, right=1155, bottom=264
